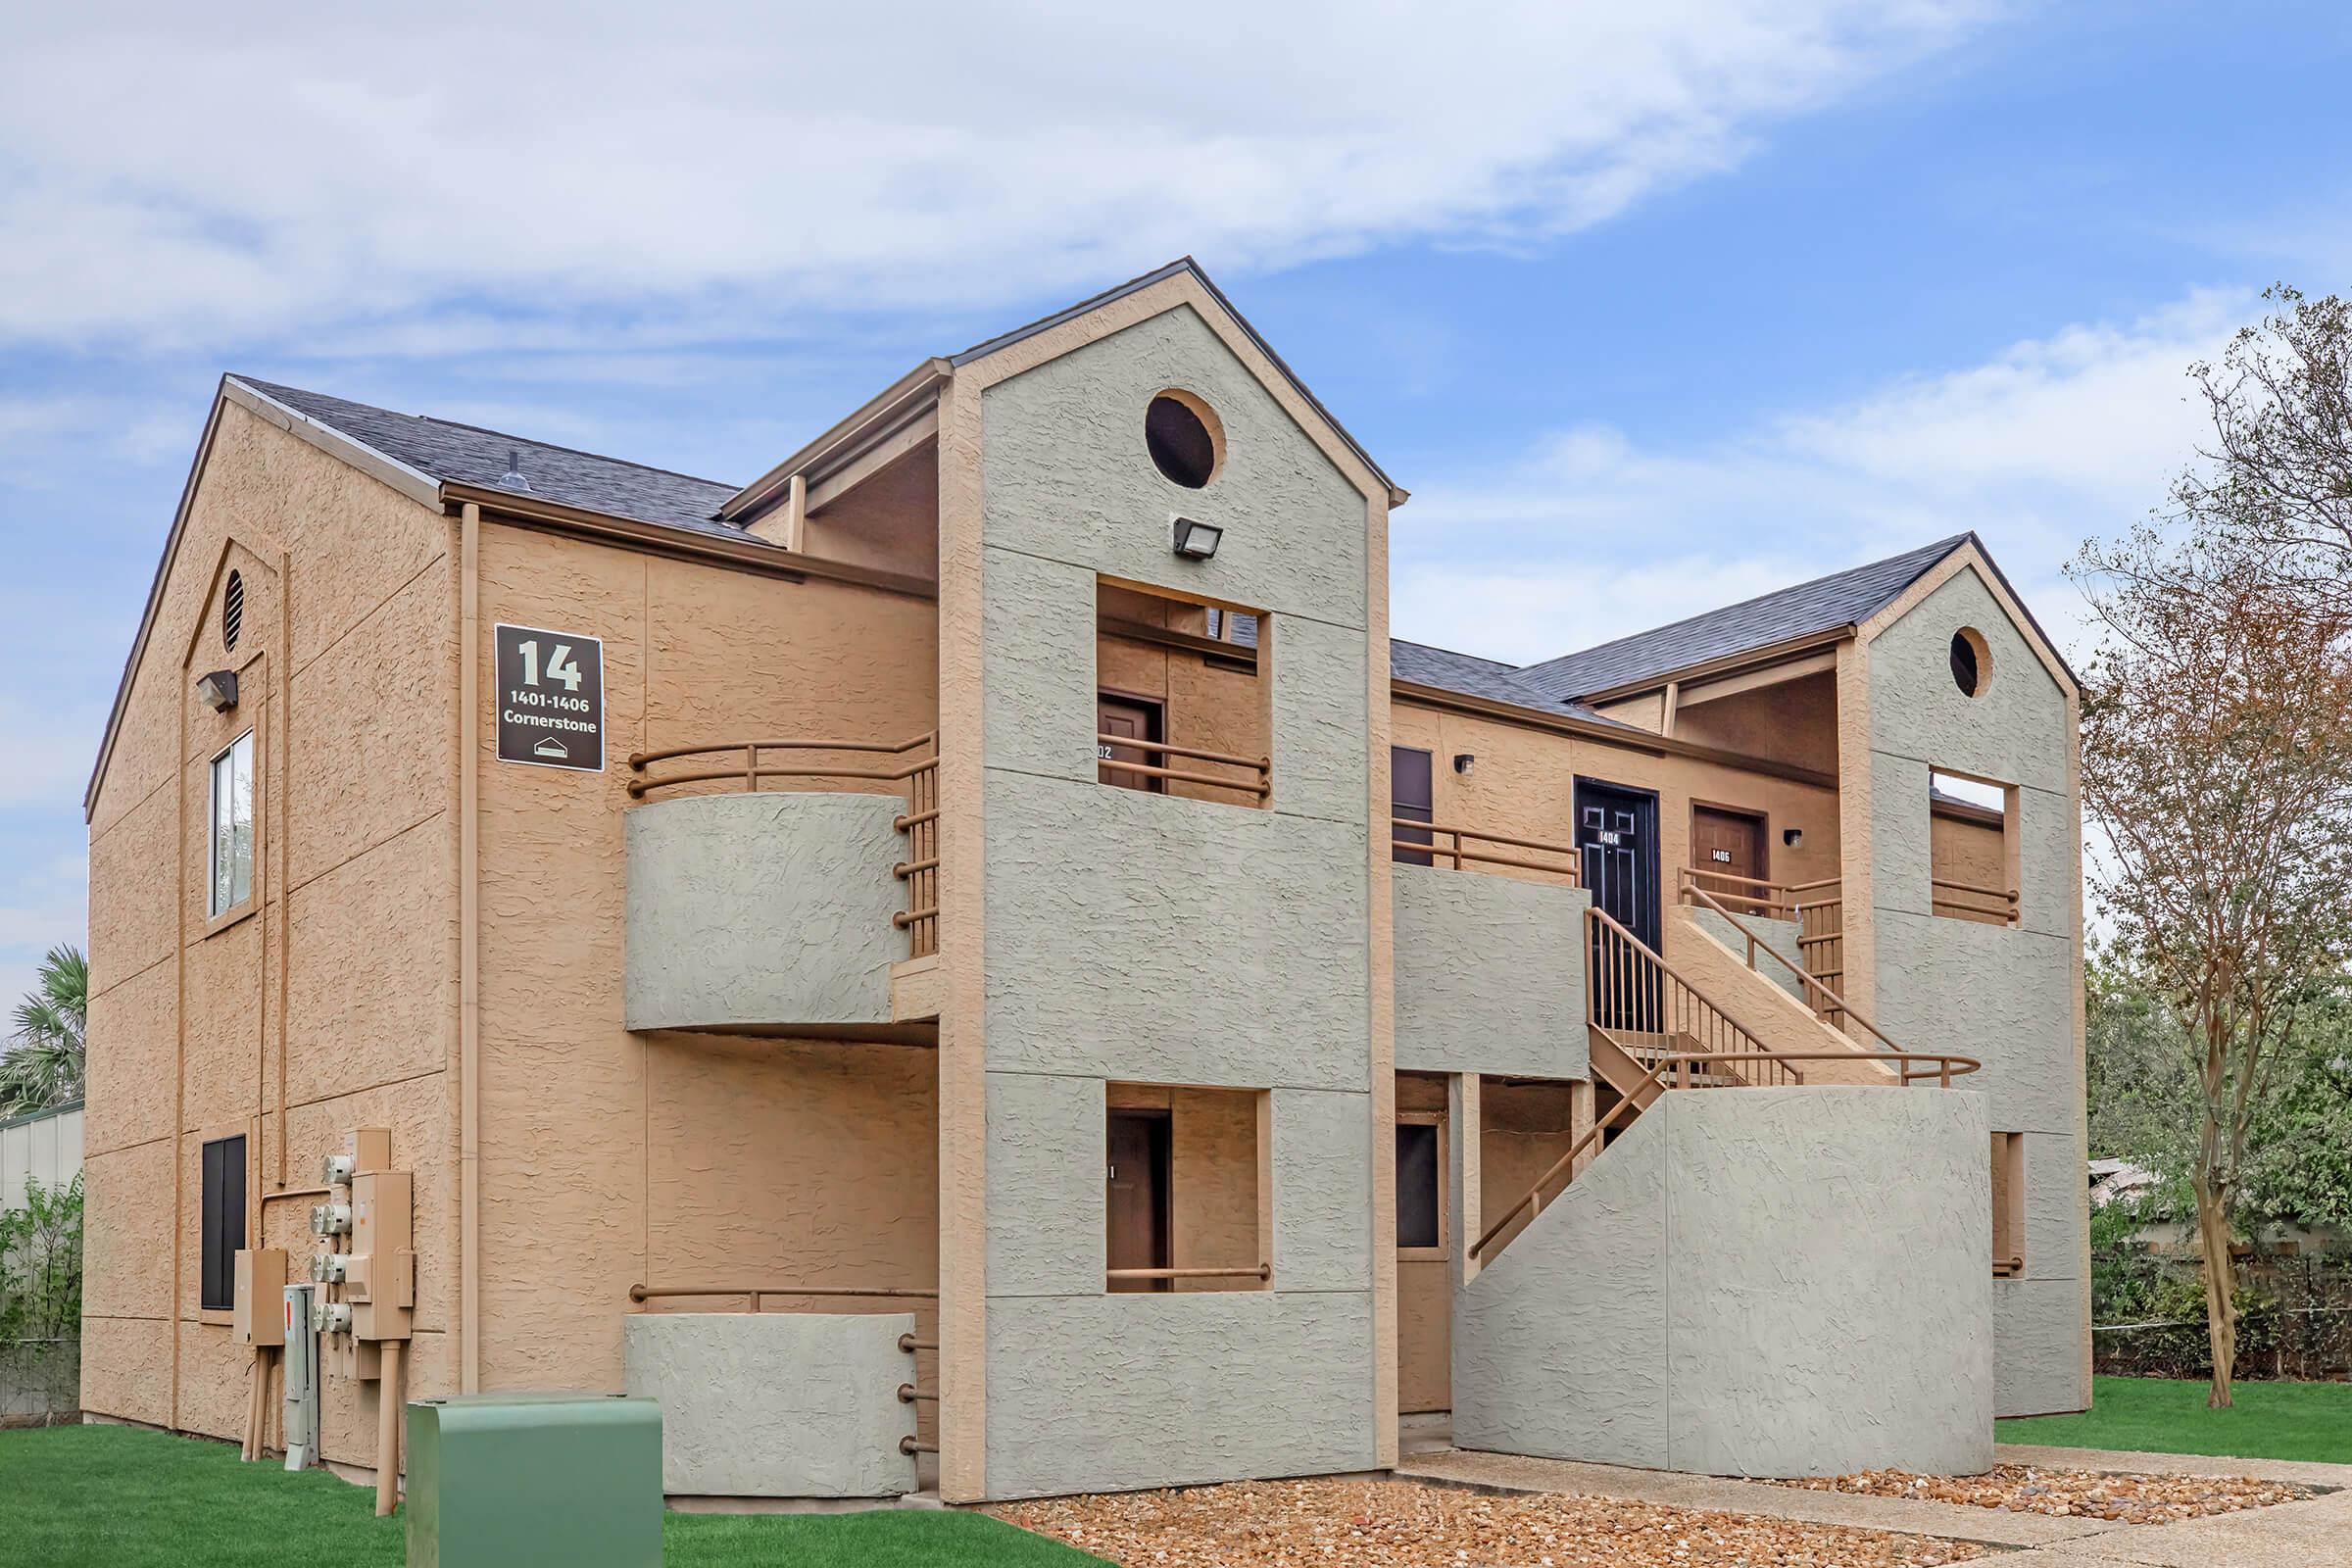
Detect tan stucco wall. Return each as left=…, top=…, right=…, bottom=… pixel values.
left=1673, top=671, right=1838, bottom=775
left=468, top=522, right=939, bottom=1399
left=82, top=399, right=458, bottom=1457
left=1390, top=700, right=1842, bottom=965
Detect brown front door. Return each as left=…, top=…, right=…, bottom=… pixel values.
left=1690, top=805, right=1766, bottom=893
left=1098, top=694, right=1163, bottom=792
left=1105, top=1111, right=1170, bottom=1292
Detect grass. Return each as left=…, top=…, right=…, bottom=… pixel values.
left=0, top=1424, right=1104, bottom=1567
left=1996, top=1375, right=2352, bottom=1465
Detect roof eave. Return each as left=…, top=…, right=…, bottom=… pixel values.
left=717, top=358, right=952, bottom=523
left=1568, top=626, right=1857, bottom=707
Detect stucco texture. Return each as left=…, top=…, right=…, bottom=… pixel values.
left=625, top=792, right=902, bottom=1030
left=972, top=301, right=1379, bottom=1498
left=623, top=1312, right=917, bottom=1496
left=1863, top=564, right=2086, bottom=1416
left=1392, top=864, right=1589, bottom=1079
left=1454, top=1086, right=1993, bottom=1479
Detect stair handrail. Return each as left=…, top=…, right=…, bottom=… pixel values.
left=1468, top=1045, right=1984, bottom=1261
left=1676, top=870, right=1906, bottom=1057
left=1584, top=905, right=1775, bottom=1067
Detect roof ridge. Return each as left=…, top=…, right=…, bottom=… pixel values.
left=230, top=374, right=737, bottom=493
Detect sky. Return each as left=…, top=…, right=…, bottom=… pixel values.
left=2, top=0, right=2346, bottom=1012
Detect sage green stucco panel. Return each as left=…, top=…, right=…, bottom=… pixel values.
left=623, top=793, right=899, bottom=1031
left=1871, top=911, right=2077, bottom=1135
left=622, top=1313, right=916, bottom=1497
left=979, top=304, right=1368, bottom=631
left=985, top=1070, right=1104, bottom=1298
left=982, top=771, right=1369, bottom=1091
left=1867, top=566, right=2069, bottom=796
left=981, top=545, right=1098, bottom=785
left=1270, top=1088, right=1373, bottom=1294
left=1453, top=1088, right=1993, bottom=1479
left=1266, top=613, right=1371, bottom=826
left=1992, top=1276, right=2091, bottom=1414
left=981, top=1292, right=1377, bottom=1499
left=1392, top=864, right=1590, bottom=1079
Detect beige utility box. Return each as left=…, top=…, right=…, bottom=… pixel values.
left=233, top=1249, right=287, bottom=1347
left=350, top=1168, right=415, bottom=1342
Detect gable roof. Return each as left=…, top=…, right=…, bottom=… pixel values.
left=232, top=377, right=743, bottom=539
left=1513, top=534, right=1971, bottom=702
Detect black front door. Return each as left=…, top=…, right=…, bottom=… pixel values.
left=1577, top=778, right=1661, bottom=1030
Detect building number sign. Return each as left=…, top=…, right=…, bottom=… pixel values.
left=1711, top=849, right=1734, bottom=863
left=495, top=623, right=605, bottom=771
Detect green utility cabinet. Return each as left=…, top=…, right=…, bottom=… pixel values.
left=406, top=1393, right=662, bottom=1567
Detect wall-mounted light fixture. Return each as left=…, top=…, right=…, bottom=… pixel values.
left=1452, top=754, right=1477, bottom=775
left=195, top=669, right=239, bottom=712
left=1171, top=516, right=1223, bottom=560
left=1783, top=827, right=1803, bottom=849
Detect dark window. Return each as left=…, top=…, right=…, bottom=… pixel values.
left=1146, top=393, right=1220, bottom=488
left=1396, top=1121, right=1441, bottom=1250
left=1949, top=627, right=1988, bottom=698
left=1392, top=746, right=1434, bottom=865
left=200, top=1135, right=247, bottom=1312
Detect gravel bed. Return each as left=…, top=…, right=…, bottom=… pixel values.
left=1773, top=1464, right=2313, bottom=1523
left=994, top=1476, right=1985, bottom=1566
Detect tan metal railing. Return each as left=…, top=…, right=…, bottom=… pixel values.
left=625, top=732, right=940, bottom=960
left=1391, top=818, right=1580, bottom=884
left=1587, top=905, right=1783, bottom=1071
left=1104, top=1264, right=1271, bottom=1287
left=1682, top=866, right=1845, bottom=1016
left=1932, top=877, right=2019, bottom=925
left=1097, top=734, right=1271, bottom=801
left=1677, top=870, right=1909, bottom=1051
left=628, top=1283, right=939, bottom=1309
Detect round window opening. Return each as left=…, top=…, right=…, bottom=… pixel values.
left=222, top=569, right=245, bottom=652
left=1949, top=626, right=1989, bottom=698
left=1145, top=391, right=1223, bottom=489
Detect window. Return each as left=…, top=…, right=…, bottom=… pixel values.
left=1392, top=746, right=1434, bottom=865
left=208, top=731, right=255, bottom=918
left=1950, top=627, right=1990, bottom=698
left=1991, top=1132, right=2025, bottom=1278
left=200, top=1135, right=248, bottom=1311
left=1094, top=579, right=1270, bottom=807
left=1929, top=769, right=2016, bottom=925
left=1396, top=1115, right=1444, bottom=1254
left=1145, top=390, right=1222, bottom=489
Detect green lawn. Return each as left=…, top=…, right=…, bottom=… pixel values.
left=1996, top=1375, right=2352, bottom=1464
left=0, top=1424, right=1104, bottom=1567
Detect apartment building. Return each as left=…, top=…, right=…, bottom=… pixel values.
left=78, top=259, right=2086, bottom=1505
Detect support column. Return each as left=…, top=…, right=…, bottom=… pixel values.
left=1449, top=1074, right=1482, bottom=1287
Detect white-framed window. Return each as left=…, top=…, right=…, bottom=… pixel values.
left=209, top=730, right=255, bottom=918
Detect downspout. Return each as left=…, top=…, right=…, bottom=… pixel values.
left=459, top=501, right=482, bottom=1392
left=276, top=548, right=293, bottom=1185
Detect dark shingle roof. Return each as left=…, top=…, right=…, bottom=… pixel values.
left=1390, top=639, right=1634, bottom=728
left=232, top=376, right=743, bottom=538
left=1513, top=534, right=1970, bottom=701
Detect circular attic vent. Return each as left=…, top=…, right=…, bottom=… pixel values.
left=1949, top=626, right=1989, bottom=698
left=1146, top=391, right=1223, bottom=489
left=222, top=569, right=245, bottom=652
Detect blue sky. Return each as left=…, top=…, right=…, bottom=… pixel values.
left=2, top=0, right=2346, bottom=1008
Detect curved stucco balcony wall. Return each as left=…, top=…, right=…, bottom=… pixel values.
left=625, top=792, right=903, bottom=1031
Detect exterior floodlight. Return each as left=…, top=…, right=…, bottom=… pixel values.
left=1452, top=754, right=1477, bottom=775
left=1783, top=828, right=1804, bottom=849
left=195, top=669, right=239, bottom=712
left=1171, top=516, right=1222, bottom=560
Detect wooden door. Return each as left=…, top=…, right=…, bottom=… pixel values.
left=1105, top=1111, right=1170, bottom=1293
left=1690, top=806, right=1766, bottom=895
left=1098, top=694, right=1163, bottom=792
left=1392, top=746, right=1434, bottom=864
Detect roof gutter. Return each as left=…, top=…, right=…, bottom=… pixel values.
left=441, top=481, right=939, bottom=601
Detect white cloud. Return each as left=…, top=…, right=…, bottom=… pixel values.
left=0, top=2, right=1996, bottom=351
left=1394, top=290, right=2242, bottom=665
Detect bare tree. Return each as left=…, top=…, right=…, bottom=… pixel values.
left=2076, top=531, right=2352, bottom=1407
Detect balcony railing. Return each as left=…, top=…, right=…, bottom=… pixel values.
left=1932, top=877, right=2020, bottom=925
left=1390, top=819, right=1581, bottom=885
left=1683, top=866, right=1845, bottom=1007
left=626, top=732, right=940, bottom=960
left=1096, top=734, right=1270, bottom=802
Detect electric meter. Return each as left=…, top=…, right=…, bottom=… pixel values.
left=310, top=1203, right=352, bottom=1236
left=320, top=1152, right=357, bottom=1186
left=313, top=1299, right=353, bottom=1336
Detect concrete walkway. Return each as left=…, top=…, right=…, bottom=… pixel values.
left=1396, top=1444, right=2352, bottom=1566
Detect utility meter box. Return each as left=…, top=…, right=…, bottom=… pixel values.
left=406, top=1394, right=662, bottom=1568
left=232, top=1249, right=285, bottom=1347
